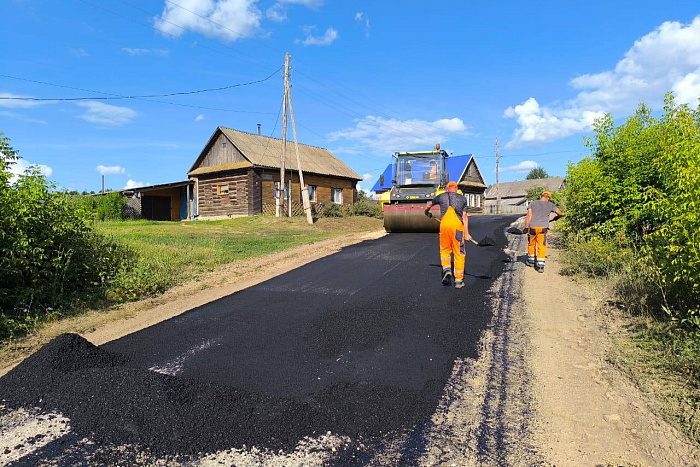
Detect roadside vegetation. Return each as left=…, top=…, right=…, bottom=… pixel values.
left=559, top=94, right=699, bottom=445
left=0, top=131, right=383, bottom=343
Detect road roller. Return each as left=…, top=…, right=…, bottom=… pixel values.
left=382, top=145, right=450, bottom=232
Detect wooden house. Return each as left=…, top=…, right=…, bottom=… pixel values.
left=188, top=127, right=362, bottom=219
left=483, top=177, right=565, bottom=214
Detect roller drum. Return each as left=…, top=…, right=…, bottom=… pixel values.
left=383, top=204, right=441, bottom=233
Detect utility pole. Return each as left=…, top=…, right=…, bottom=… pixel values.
left=288, top=85, right=313, bottom=224
left=277, top=52, right=290, bottom=217
left=495, top=137, right=500, bottom=215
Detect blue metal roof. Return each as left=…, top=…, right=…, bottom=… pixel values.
left=371, top=154, right=474, bottom=192
left=371, top=164, right=394, bottom=192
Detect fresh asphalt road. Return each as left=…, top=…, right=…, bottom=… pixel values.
left=102, top=214, right=518, bottom=448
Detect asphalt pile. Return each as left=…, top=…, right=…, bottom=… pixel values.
left=0, top=334, right=429, bottom=455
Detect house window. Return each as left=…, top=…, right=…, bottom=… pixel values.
left=307, top=185, right=317, bottom=203
left=476, top=195, right=481, bottom=208
left=222, top=141, right=227, bottom=149
left=274, top=181, right=288, bottom=200
left=217, top=184, right=229, bottom=196
left=332, top=188, right=343, bottom=204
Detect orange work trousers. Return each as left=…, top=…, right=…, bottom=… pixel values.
left=440, top=207, right=466, bottom=281
left=527, top=227, right=548, bottom=268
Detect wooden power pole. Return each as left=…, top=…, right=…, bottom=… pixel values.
left=287, top=75, right=313, bottom=224
left=495, top=137, right=500, bottom=215
left=277, top=53, right=290, bottom=217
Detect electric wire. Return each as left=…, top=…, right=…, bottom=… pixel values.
left=0, top=68, right=282, bottom=102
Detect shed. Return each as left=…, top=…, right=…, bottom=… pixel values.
left=188, top=127, right=362, bottom=219
left=119, top=180, right=194, bottom=221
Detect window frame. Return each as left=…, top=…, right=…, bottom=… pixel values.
left=216, top=184, right=230, bottom=196
left=331, top=187, right=343, bottom=204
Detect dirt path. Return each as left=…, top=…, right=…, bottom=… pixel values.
left=523, top=241, right=698, bottom=466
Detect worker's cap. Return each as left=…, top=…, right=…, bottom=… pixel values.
left=541, top=190, right=552, bottom=198
left=446, top=181, right=458, bottom=190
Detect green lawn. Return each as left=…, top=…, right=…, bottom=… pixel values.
left=96, top=216, right=383, bottom=300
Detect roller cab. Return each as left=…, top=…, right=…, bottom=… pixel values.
left=383, top=148, right=449, bottom=233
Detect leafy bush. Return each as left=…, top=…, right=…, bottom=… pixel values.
left=0, top=133, right=134, bottom=340
left=562, top=95, right=700, bottom=326
left=352, top=201, right=383, bottom=218
left=72, top=192, right=127, bottom=221
left=319, top=203, right=344, bottom=217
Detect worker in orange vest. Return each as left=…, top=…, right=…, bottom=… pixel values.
left=526, top=190, right=563, bottom=272
left=425, top=181, right=471, bottom=288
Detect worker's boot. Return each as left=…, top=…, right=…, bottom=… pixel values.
left=536, top=259, right=545, bottom=273
left=454, top=280, right=464, bottom=289
left=442, top=269, right=452, bottom=286
left=527, top=254, right=535, bottom=266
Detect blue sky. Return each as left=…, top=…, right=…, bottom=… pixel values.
left=2, top=0, right=700, bottom=194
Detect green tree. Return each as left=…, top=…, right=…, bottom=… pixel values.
left=526, top=166, right=548, bottom=179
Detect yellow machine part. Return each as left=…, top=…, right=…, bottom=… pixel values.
left=383, top=204, right=442, bottom=232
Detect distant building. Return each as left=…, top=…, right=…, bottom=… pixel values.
left=371, top=154, right=488, bottom=213
left=483, top=177, right=565, bottom=214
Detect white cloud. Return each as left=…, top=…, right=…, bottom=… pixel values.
left=503, top=98, right=603, bottom=149
left=356, top=173, right=375, bottom=196
left=8, top=159, right=53, bottom=184
left=195, top=113, right=205, bottom=122
left=0, top=92, right=46, bottom=109
left=504, top=16, right=700, bottom=148
left=265, top=5, right=286, bottom=22
left=155, top=0, right=262, bottom=42
left=329, top=115, right=470, bottom=154
left=0, top=111, right=47, bottom=124
left=355, top=11, right=370, bottom=37
left=96, top=165, right=126, bottom=175
left=122, top=48, right=169, bottom=57
left=277, top=0, right=325, bottom=7
left=124, top=179, right=150, bottom=189
left=70, top=47, right=89, bottom=57
left=502, top=160, right=539, bottom=174
left=76, top=101, right=138, bottom=126
left=296, top=26, right=338, bottom=46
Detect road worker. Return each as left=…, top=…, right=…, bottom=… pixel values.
left=525, top=190, right=563, bottom=272
left=425, top=181, right=471, bottom=288
left=429, top=160, right=438, bottom=180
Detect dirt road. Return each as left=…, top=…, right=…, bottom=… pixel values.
left=0, top=216, right=697, bottom=466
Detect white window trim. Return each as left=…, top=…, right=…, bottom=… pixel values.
left=332, top=188, right=343, bottom=204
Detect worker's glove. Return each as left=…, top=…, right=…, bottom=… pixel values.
left=464, top=234, right=473, bottom=242
left=425, top=210, right=433, bottom=218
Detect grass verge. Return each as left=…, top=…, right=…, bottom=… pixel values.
left=609, top=315, right=699, bottom=446
left=97, top=215, right=383, bottom=301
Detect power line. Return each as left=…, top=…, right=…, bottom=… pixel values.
left=0, top=68, right=282, bottom=102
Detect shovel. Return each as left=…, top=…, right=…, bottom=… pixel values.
left=426, top=212, right=495, bottom=247
left=506, top=214, right=564, bottom=235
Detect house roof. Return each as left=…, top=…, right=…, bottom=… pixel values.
left=483, top=177, right=565, bottom=199
left=116, top=180, right=193, bottom=194
left=188, top=127, right=361, bottom=181
left=370, top=154, right=486, bottom=192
